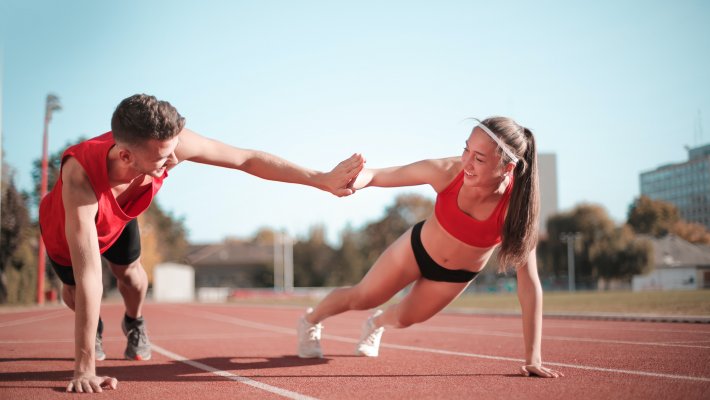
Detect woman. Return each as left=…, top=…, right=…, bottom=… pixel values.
left=297, top=116, right=563, bottom=378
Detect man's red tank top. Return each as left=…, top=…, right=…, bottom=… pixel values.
left=39, top=132, right=167, bottom=266
left=434, top=171, right=513, bottom=247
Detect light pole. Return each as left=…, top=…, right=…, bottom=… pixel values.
left=37, top=94, right=61, bottom=304
left=560, top=232, right=580, bottom=292
left=273, top=231, right=283, bottom=291
left=272, top=230, right=294, bottom=293
left=283, top=231, right=293, bottom=293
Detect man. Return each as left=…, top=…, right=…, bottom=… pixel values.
left=38, top=93, right=364, bottom=393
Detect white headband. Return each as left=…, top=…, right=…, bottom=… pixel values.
left=477, top=123, right=519, bottom=164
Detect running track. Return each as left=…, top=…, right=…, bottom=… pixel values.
left=1, top=302, right=709, bottom=399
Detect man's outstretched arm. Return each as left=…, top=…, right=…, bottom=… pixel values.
left=173, top=129, right=364, bottom=197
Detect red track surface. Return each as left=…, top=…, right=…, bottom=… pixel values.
left=1, top=302, right=709, bottom=399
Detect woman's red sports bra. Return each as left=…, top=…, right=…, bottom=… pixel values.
left=434, top=171, right=513, bottom=247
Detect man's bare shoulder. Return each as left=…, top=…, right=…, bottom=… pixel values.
left=61, top=157, right=90, bottom=187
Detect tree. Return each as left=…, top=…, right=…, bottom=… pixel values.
left=329, top=225, right=368, bottom=286
left=325, top=193, right=434, bottom=286
left=671, top=220, right=710, bottom=245
left=1, top=161, right=37, bottom=304
left=543, top=203, right=656, bottom=289
left=293, top=224, right=337, bottom=287
left=627, top=196, right=710, bottom=244
left=545, top=204, right=616, bottom=289
left=360, top=193, right=434, bottom=268
left=30, top=137, right=84, bottom=209
left=627, top=196, right=680, bottom=237
left=590, top=225, right=652, bottom=289
left=251, top=227, right=277, bottom=245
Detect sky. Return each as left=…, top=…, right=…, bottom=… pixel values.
left=1, top=0, right=709, bottom=245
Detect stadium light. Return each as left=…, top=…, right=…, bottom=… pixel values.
left=560, top=232, right=581, bottom=292
left=37, top=94, right=61, bottom=304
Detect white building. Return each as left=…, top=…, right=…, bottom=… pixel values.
left=632, top=235, right=710, bottom=291
left=153, top=263, right=195, bottom=302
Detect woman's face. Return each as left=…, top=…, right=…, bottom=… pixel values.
left=460, top=127, right=507, bottom=188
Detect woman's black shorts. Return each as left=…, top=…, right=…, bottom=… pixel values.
left=410, top=220, right=478, bottom=283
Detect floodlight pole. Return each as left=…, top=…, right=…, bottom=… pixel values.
left=273, top=231, right=283, bottom=291
left=283, top=231, right=293, bottom=293
left=560, top=232, right=580, bottom=292
left=37, top=94, right=61, bottom=304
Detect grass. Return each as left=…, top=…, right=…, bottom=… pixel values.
left=7, top=288, right=706, bottom=317
left=226, top=289, right=710, bottom=316
left=447, top=289, right=710, bottom=316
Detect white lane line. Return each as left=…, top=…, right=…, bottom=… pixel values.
left=182, top=308, right=710, bottom=383
left=151, top=344, right=318, bottom=400
left=0, top=333, right=279, bottom=345
left=0, top=310, right=67, bottom=328
left=372, top=341, right=710, bottom=383
left=664, top=339, right=710, bottom=344
left=525, top=321, right=710, bottom=335
left=410, top=326, right=710, bottom=349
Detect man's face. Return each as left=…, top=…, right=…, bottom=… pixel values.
left=127, top=136, right=180, bottom=178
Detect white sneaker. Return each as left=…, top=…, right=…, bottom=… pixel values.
left=355, top=310, right=385, bottom=357
left=297, top=308, right=323, bottom=358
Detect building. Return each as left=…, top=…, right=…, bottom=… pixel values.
left=185, top=239, right=274, bottom=289
left=538, top=153, right=559, bottom=236
left=640, top=143, right=710, bottom=230
left=632, top=234, right=710, bottom=291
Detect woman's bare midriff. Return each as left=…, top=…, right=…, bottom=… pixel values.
left=419, top=214, right=497, bottom=273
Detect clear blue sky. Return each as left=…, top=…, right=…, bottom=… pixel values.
left=2, top=1, right=709, bottom=244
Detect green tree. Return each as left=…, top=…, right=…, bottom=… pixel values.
left=144, top=202, right=189, bottom=263
left=544, top=203, right=655, bottom=289
left=326, top=193, right=434, bottom=286
left=590, top=225, right=652, bottom=289
left=627, top=196, right=680, bottom=236
left=293, top=224, right=336, bottom=287
left=1, top=161, right=38, bottom=304
left=30, top=137, right=85, bottom=209
left=329, top=225, right=368, bottom=286
left=545, top=204, right=616, bottom=289
left=361, top=193, right=434, bottom=268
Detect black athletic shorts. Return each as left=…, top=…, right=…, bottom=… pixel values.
left=410, top=220, right=479, bottom=283
left=48, top=219, right=142, bottom=286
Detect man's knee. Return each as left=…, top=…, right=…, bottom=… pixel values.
left=109, top=259, right=145, bottom=286
left=62, top=284, right=76, bottom=310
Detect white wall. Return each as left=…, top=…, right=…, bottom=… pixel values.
left=632, top=267, right=698, bottom=291
left=153, top=263, right=195, bottom=302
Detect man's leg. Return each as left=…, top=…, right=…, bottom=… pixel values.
left=102, top=219, right=151, bottom=361
left=108, top=259, right=147, bottom=320
left=108, top=258, right=151, bottom=360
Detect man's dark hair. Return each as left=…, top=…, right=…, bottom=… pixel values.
left=111, top=94, right=186, bottom=144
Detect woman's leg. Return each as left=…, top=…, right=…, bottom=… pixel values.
left=375, top=278, right=472, bottom=329
left=307, top=227, right=421, bottom=324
